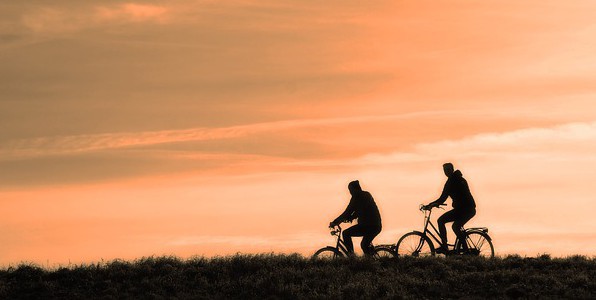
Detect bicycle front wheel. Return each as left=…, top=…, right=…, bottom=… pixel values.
left=313, top=246, right=343, bottom=259
left=396, top=232, right=435, bottom=257
left=373, top=246, right=396, bottom=258
left=459, top=231, right=494, bottom=258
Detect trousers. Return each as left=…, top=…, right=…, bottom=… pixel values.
left=342, top=224, right=381, bottom=255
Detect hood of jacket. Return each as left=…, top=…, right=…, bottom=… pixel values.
left=452, top=170, right=463, bottom=178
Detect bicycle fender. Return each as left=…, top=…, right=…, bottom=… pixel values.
left=465, top=229, right=492, bottom=240
left=320, top=246, right=337, bottom=251
left=409, top=230, right=426, bottom=235
left=466, top=227, right=489, bottom=233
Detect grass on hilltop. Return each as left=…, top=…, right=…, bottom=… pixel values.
left=0, top=254, right=594, bottom=299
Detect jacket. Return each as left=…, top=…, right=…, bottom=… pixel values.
left=333, top=191, right=382, bottom=228
left=433, top=170, right=476, bottom=210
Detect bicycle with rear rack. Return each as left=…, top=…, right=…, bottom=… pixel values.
left=313, top=224, right=395, bottom=258
left=394, top=204, right=494, bottom=258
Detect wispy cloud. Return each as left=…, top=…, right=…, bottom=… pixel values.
left=422, top=121, right=596, bottom=153
left=360, top=121, right=596, bottom=165
left=1, top=112, right=464, bottom=159
left=21, top=7, right=80, bottom=34
left=5, top=116, right=595, bottom=166
left=95, top=3, right=169, bottom=23
left=20, top=3, right=170, bottom=34
left=168, top=232, right=323, bottom=248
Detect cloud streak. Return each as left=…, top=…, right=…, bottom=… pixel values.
left=418, top=121, right=596, bottom=156
left=95, top=3, right=169, bottom=23
left=5, top=115, right=596, bottom=168
left=20, top=3, right=170, bottom=35
left=360, top=121, right=596, bottom=165
left=168, top=232, right=324, bottom=249
left=1, top=111, right=467, bottom=159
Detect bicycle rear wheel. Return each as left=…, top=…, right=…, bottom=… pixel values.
left=457, top=231, right=494, bottom=258
left=396, top=232, right=435, bottom=257
left=373, top=246, right=396, bottom=258
left=313, top=246, right=343, bottom=259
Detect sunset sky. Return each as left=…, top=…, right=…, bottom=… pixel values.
left=1, top=0, right=595, bottom=266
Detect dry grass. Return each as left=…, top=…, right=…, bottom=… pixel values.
left=0, top=254, right=594, bottom=299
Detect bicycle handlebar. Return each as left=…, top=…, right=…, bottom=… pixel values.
left=420, top=203, right=447, bottom=211
left=329, top=224, right=342, bottom=236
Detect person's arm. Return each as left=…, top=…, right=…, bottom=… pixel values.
left=330, top=198, right=355, bottom=227
left=428, top=178, right=451, bottom=207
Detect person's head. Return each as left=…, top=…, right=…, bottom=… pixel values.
left=348, top=180, right=362, bottom=195
left=443, top=162, right=454, bottom=177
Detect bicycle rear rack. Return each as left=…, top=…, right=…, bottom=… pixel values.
left=466, top=227, right=489, bottom=233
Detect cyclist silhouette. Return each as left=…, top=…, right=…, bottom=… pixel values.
left=424, top=163, right=476, bottom=254
left=329, top=180, right=382, bottom=256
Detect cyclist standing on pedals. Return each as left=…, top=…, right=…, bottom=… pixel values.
left=424, top=163, right=476, bottom=254
left=329, top=180, right=382, bottom=256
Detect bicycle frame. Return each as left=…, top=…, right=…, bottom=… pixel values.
left=421, top=208, right=447, bottom=248
left=329, top=224, right=385, bottom=256
left=395, top=204, right=494, bottom=257
left=421, top=207, right=490, bottom=251
left=330, top=225, right=350, bottom=256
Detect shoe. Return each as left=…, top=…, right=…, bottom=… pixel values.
left=436, top=246, right=448, bottom=255
left=464, top=249, right=480, bottom=256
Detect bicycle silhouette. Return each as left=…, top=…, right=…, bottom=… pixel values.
left=395, top=204, right=494, bottom=257
left=313, top=224, right=395, bottom=258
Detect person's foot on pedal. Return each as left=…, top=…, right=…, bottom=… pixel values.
left=463, top=248, right=479, bottom=256
left=436, top=246, right=448, bottom=254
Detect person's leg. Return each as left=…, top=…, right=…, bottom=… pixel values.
left=360, top=227, right=381, bottom=256
left=342, top=224, right=366, bottom=254
left=453, top=209, right=476, bottom=251
left=437, top=210, right=457, bottom=248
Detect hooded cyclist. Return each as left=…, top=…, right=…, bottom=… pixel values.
left=424, top=163, right=476, bottom=254
left=329, top=180, right=382, bottom=256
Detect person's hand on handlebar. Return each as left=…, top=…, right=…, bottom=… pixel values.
left=330, top=217, right=354, bottom=227
left=422, top=202, right=446, bottom=210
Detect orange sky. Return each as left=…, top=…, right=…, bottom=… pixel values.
left=1, top=0, right=595, bottom=266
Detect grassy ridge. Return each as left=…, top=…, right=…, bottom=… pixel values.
left=0, top=254, right=594, bottom=299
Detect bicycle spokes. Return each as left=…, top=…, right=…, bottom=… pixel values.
left=463, top=231, right=494, bottom=257
left=467, top=234, right=483, bottom=250
left=396, top=232, right=433, bottom=257
left=396, top=205, right=495, bottom=258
